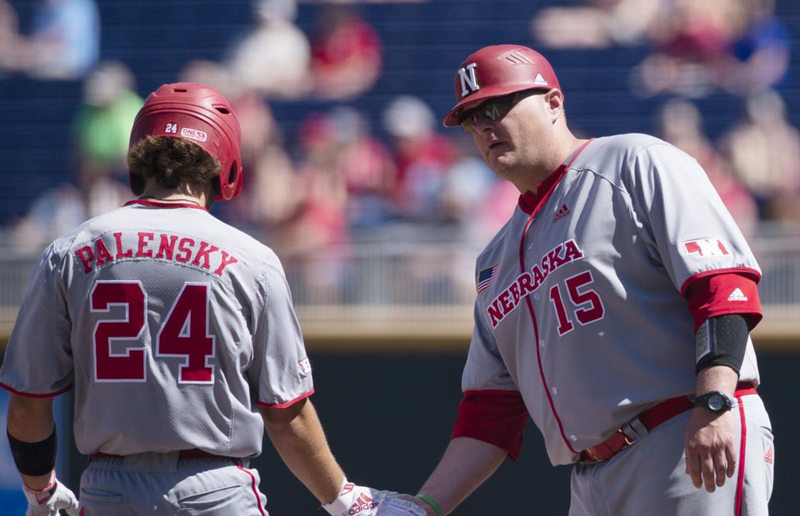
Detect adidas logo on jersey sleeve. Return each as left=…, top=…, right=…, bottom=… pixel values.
left=728, top=288, right=748, bottom=302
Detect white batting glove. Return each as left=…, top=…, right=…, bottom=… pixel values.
left=23, top=473, right=79, bottom=516
left=322, top=478, right=403, bottom=516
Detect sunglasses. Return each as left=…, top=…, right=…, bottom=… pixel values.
left=459, top=90, right=545, bottom=133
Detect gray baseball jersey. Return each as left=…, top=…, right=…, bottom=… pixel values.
left=463, top=134, right=762, bottom=466
left=0, top=200, right=313, bottom=457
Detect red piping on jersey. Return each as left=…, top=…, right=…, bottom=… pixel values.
left=237, top=463, right=267, bottom=516
left=734, top=390, right=748, bottom=516
left=518, top=139, right=593, bottom=456
left=0, top=382, right=72, bottom=398
left=124, top=199, right=209, bottom=211
left=257, top=389, right=315, bottom=409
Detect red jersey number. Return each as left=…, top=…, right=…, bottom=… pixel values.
left=548, top=271, right=605, bottom=336
left=91, top=281, right=215, bottom=384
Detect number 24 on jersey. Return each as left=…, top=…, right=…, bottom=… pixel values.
left=90, top=280, right=215, bottom=384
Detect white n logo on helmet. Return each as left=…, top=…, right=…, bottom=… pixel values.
left=458, top=62, right=480, bottom=98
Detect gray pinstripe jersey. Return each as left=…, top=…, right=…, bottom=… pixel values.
left=463, top=134, right=761, bottom=465
left=0, top=202, right=313, bottom=457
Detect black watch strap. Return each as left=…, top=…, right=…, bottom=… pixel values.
left=693, top=391, right=733, bottom=413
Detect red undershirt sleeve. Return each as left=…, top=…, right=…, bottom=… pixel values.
left=683, top=272, right=762, bottom=332
left=451, top=389, right=529, bottom=461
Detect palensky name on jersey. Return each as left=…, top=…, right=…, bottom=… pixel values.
left=487, top=239, right=584, bottom=328
left=75, top=231, right=239, bottom=276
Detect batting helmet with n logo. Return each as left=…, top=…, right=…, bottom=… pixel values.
left=444, top=45, right=561, bottom=127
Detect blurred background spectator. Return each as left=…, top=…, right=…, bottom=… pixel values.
left=718, top=90, right=800, bottom=225
left=332, top=106, right=397, bottom=230
left=281, top=110, right=353, bottom=304
left=381, top=95, right=455, bottom=223
left=309, top=3, right=382, bottom=100
left=655, top=98, right=758, bottom=236
left=531, top=0, right=666, bottom=49
left=3, top=0, right=99, bottom=80
left=177, top=59, right=236, bottom=99
left=629, top=0, right=791, bottom=98
left=225, top=0, right=312, bottom=100
left=630, top=0, right=744, bottom=98
left=223, top=90, right=302, bottom=247
left=437, top=132, right=518, bottom=240
left=75, top=61, right=143, bottom=199
left=10, top=61, right=140, bottom=252
left=717, top=0, right=791, bottom=96
left=0, top=0, right=21, bottom=73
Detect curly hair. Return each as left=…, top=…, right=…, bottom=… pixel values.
left=127, top=136, right=221, bottom=195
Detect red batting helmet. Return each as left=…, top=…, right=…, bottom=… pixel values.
left=443, top=44, right=561, bottom=127
left=129, top=82, right=243, bottom=200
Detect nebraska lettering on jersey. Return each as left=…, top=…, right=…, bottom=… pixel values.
left=75, top=231, right=239, bottom=276
left=487, top=239, right=584, bottom=328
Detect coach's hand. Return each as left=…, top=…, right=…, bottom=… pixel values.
left=23, top=475, right=79, bottom=516
left=684, top=407, right=737, bottom=493
left=377, top=495, right=431, bottom=516
left=380, top=495, right=437, bottom=516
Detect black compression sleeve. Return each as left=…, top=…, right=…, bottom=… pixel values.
left=695, top=314, right=749, bottom=374
left=7, top=429, right=56, bottom=476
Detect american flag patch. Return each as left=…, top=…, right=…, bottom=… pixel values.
left=476, top=263, right=500, bottom=294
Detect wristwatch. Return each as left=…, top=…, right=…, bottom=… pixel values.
left=693, top=391, right=733, bottom=413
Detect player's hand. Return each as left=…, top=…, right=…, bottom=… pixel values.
left=380, top=494, right=437, bottom=516
left=23, top=476, right=79, bottom=516
left=684, top=407, right=738, bottom=493
left=322, top=481, right=404, bottom=516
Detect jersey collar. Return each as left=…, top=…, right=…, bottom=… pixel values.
left=124, top=199, right=209, bottom=212
left=518, top=138, right=594, bottom=215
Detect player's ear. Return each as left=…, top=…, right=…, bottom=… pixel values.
left=545, top=89, right=565, bottom=123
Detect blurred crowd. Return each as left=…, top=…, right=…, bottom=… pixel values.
left=0, top=0, right=799, bottom=304
left=532, top=0, right=790, bottom=98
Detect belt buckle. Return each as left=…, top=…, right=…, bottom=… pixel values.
left=582, top=448, right=601, bottom=463
left=580, top=425, right=637, bottom=464
left=617, top=427, right=635, bottom=447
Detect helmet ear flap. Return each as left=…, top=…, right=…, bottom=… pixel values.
left=216, top=160, right=241, bottom=200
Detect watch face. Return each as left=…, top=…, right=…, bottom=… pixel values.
left=708, top=393, right=725, bottom=411
left=695, top=391, right=732, bottom=412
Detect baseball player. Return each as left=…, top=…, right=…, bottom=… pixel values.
left=393, top=45, right=775, bottom=516
left=0, top=82, right=425, bottom=516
